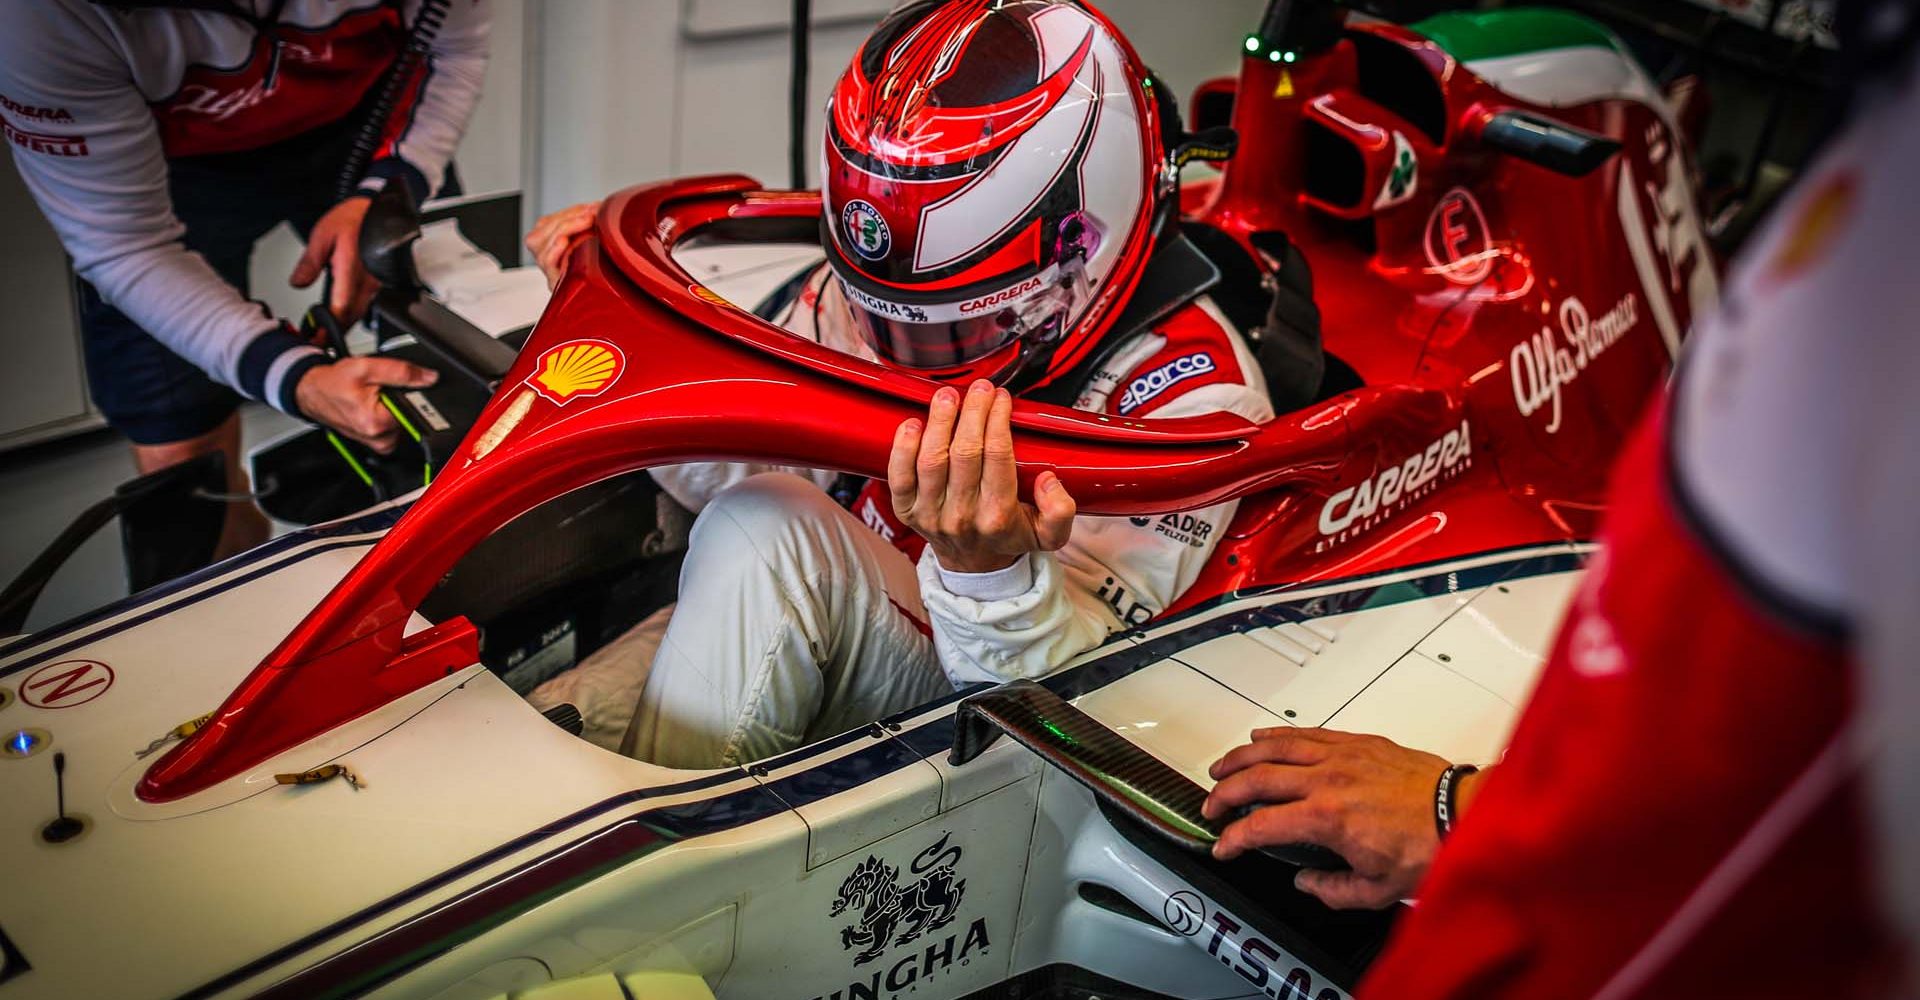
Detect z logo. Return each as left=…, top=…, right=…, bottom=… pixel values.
left=20, top=660, right=114, bottom=709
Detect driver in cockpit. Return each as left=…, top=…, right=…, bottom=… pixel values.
left=526, top=0, right=1307, bottom=768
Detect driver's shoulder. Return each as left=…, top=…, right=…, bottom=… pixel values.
left=1083, top=296, right=1272, bottom=423
left=779, top=263, right=876, bottom=360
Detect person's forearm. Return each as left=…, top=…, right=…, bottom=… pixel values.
left=1453, top=764, right=1493, bottom=823
left=86, top=245, right=320, bottom=410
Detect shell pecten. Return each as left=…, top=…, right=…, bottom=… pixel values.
left=528, top=340, right=624, bottom=404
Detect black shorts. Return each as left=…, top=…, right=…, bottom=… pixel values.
left=79, top=117, right=355, bottom=445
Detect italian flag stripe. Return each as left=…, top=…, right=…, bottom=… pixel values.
left=1413, top=9, right=1625, bottom=63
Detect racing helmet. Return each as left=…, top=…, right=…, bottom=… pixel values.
left=822, top=0, right=1167, bottom=391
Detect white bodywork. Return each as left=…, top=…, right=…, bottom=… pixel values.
left=0, top=519, right=1584, bottom=999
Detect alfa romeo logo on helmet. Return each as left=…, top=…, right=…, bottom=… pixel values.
left=842, top=199, right=891, bottom=260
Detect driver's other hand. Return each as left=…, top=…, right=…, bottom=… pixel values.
left=888, top=379, right=1076, bottom=574
left=525, top=202, right=600, bottom=289
left=1202, top=728, right=1462, bottom=910
left=294, top=357, right=439, bottom=455
left=291, top=194, right=378, bottom=326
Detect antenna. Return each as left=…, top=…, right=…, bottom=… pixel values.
left=41, top=751, right=83, bottom=844
left=790, top=0, right=813, bottom=190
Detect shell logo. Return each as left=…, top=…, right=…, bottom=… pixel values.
left=527, top=339, right=625, bottom=405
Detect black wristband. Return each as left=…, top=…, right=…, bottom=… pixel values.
left=1433, top=763, right=1478, bottom=841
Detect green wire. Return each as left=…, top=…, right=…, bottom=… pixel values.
left=326, top=431, right=375, bottom=489
left=377, top=393, right=433, bottom=487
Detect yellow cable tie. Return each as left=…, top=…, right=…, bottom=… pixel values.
left=273, top=763, right=364, bottom=790
left=134, top=710, right=217, bottom=759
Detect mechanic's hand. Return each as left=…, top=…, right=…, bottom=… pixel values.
left=525, top=202, right=600, bottom=289
left=294, top=357, right=439, bottom=455
left=1203, top=728, right=1481, bottom=910
left=889, top=379, right=1076, bottom=574
left=291, top=195, right=377, bottom=325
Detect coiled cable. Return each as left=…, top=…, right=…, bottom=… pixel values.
left=336, top=0, right=453, bottom=201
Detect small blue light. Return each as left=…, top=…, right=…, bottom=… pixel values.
left=7, top=730, right=39, bottom=755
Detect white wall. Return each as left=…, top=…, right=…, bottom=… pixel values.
left=459, top=0, right=529, bottom=198
left=0, top=154, right=97, bottom=447
left=529, top=0, right=1267, bottom=217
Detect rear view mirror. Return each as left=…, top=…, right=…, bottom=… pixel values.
left=358, top=182, right=423, bottom=290
left=1476, top=110, right=1621, bottom=177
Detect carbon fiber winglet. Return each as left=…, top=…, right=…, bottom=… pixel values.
left=951, top=680, right=1349, bottom=871
left=951, top=680, right=1226, bottom=850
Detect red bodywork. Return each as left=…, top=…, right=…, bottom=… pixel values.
left=139, top=21, right=1714, bottom=802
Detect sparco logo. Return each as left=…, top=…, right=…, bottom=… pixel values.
left=961, top=275, right=1042, bottom=314
left=813, top=833, right=989, bottom=1000
left=1316, top=420, right=1471, bottom=552
left=1118, top=352, right=1215, bottom=415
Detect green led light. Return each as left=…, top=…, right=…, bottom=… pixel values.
left=1283, top=50, right=1298, bottom=63
left=1245, top=35, right=1260, bottom=53
left=1267, top=49, right=1282, bottom=62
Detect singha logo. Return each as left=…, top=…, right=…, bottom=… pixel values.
left=830, top=832, right=967, bottom=966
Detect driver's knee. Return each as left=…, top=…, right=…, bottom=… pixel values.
left=686, top=472, right=854, bottom=573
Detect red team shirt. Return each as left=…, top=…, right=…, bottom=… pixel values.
left=1358, top=63, right=1919, bottom=1000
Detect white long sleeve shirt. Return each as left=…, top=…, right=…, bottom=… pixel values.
left=0, top=0, right=490, bottom=413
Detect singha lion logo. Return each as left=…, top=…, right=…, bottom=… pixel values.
left=830, top=832, right=967, bottom=966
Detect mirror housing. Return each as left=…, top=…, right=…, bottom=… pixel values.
left=358, top=182, right=423, bottom=290
left=1475, top=109, right=1622, bottom=177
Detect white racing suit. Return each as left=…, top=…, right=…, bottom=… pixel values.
left=532, top=266, right=1274, bottom=767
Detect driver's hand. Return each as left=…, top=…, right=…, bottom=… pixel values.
left=888, top=379, right=1076, bottom=574
left=291, top=194, right=378, bottom=325
left=525, top=202, right=600, bottom=289
left=1203, top=728, right=1478, bottom=910
left=293, top=357, right=439, bottom=455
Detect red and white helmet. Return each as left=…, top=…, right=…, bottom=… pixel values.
left=822, top=0, right=1167, bottom=391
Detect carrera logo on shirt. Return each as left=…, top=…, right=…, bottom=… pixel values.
left=0, top=94, right=73, bottom=122
left=1118, top=352, right=1216, bottom=415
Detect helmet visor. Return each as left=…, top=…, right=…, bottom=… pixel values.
left=835, top=263, right=1084, bottom=371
